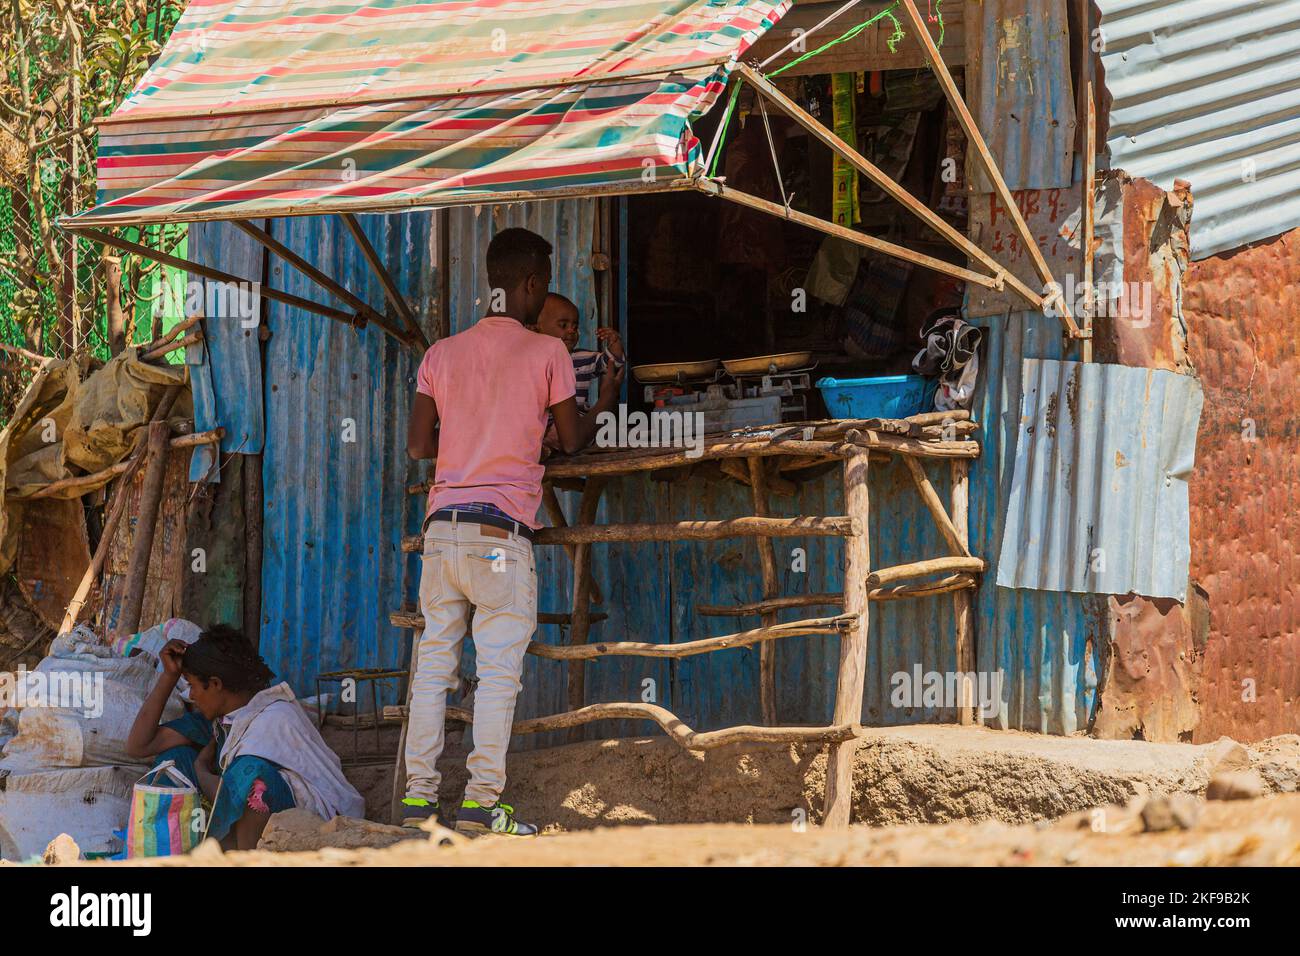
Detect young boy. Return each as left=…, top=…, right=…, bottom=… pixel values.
left=403, top=228, right=619, bottom=836
left=534, top=292, right=626, bottom=451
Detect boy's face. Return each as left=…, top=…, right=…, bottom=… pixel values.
left=536, top=298, right=580, bottom=352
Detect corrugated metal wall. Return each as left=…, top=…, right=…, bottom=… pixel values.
left=256, top=212, right=437, bottom=695
left=969, top=310, right=1104, bottom=734
left=1097, top=0, right=1300, bottom=258
left=964, top=0, right=1077, bottom=191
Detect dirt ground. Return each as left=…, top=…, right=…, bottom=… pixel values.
left=16, top=725, right=1300, bottom=867
left=327, top=724, right=1300, bottom=829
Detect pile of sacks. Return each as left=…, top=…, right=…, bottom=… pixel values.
left=0, top=620, right=199, bottom=861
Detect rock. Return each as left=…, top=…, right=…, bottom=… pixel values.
left=258, top=810, right=427, bottom=852
left=1140, top=793, right=1201, bottom=832
left=1204, top=737, right=1251, bottom=776
left=42, top=833, right=81, bottom=865
left=1206, top=771, right=1265, bottom=801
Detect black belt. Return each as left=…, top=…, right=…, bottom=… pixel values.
left=428, top=508, right=535, bottom=543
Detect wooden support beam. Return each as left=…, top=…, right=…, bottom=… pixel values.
left=903, top=456, right=970, bottom=557
left=733, top=63, right=1045, bottom=313
left=951, top=460, right=977, bottom=726
left=842, top=428, right=978, bottom=459
left=340, top=213, right=429, bottom=351
left=383, top=701, right=862, bottom=753
left=824, top=450, right=871, bottom=828
left=71, top=228, right=365, bottom=329
left=748, top=457, right=780, bottom=725
left=865, top=556, right=985, bottom=589
left=233, top=219, right=404, bottom=342
left=542, top=481, right=602, bottom=605
left=696, top=179, right=1002, bottom=292
left=567, top=478, right=606, bottom=740
left=545, top=438, right=848, bottom=478
left=896, top=0, right=1083, bottom=339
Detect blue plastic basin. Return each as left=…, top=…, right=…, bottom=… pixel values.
left=816, top=374, right=932, bottom=420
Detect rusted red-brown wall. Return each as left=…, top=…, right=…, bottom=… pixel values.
left=1184, top=226, right=1300, bottom=742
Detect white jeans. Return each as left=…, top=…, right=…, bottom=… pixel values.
left=404, top=516, right=537, bottom=805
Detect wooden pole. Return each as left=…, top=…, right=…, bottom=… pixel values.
left=116, top=420, right=172, bottom=636
left=542, top=481, right=602, bottom=604
left=824, top=450, right=871, bottom=828
left=734, top=64, right=1045, bottom=313
left=865, top=556, right=985, bottom=589
left=903, top=456, right=970, bottom=557
left=340, top=213, right=429, bottom=351
left=697, top=179, right=1002, bottom=291
left=748, top=457, right=780, bottom=725
left=896, top=0, right=1083, bottom=339
left=951, top=459, right=977, bottom=726
left=567, top=478, right=606, bottom=741
left=1082, top=81, right=1097, bottom=364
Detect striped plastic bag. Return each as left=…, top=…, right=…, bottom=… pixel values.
left=125, top=760, right=202, bottom=858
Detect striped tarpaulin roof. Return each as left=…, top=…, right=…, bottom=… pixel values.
left=76, top=0, right=790, bottom=225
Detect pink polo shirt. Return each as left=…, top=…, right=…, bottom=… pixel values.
left=416, top=315, right=576, bottom=528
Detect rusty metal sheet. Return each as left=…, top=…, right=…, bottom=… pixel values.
left=748, top=0, right=966, bottom=73
left=1092, top=592, right=1203, bottom=742
left=15, top=498, right=90, bottom=631
left=1181, top=225, right=1300, bottom=743
left=964, top=0, right=1076, bottom=192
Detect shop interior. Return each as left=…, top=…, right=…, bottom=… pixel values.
left=623, top=66, right=972, bottom=428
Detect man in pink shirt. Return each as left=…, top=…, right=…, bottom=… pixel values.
left=403, top=227, right=620, bottom=836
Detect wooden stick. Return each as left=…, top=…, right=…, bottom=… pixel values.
left=340, top=213, right=429, bottom=351
left=390, top=609, right=609, bottom=630
left=59, top=385, right=182, bottom=635
left=697, top=574, right=978, bottom=616
left=73, top=228, right=363, bottom=328
left=538, top=516, right=854, bottom=546
left=0, top=341, right=52, bottom=365
left=567, top=479, right=606, bottom=739
left=951, top=460, right=977, bottom=726
left=234, top=219, right=386, bottom=328
left=13, top=429, right=222, bottom=501
left=734, top=64, right=1044, bottom=312
left=866, top=556, right=985, bottom=589
left=903, top=456, right=970, bottom=557
left=541, top=481, right=602, bottom=605
left=545, top=438, right=849, bottom=478
left=824, top=450, right=871, bottom=828
left=842, top=429, right=978, bottom=459
left=748, top=457, right=780, bottom=725
left=141, top=331, right=203, bottom=361
left=896, top=0, right=1082, bottom=338
left=1082, top=76, right=1097, bottom=364
left=140, top=313, right=202, bottom=355
left=529, top=615, right=852, bottom=660
left=382, top=701, right=862, bottom=753
left=697, top=179, right=1002, bottom=291
left=116, top=419, right=172, bottom=636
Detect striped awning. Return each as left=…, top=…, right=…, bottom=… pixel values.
left=75, top=0, right=790, bottom=226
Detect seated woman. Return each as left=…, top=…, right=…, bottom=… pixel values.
left=126, top=624, right=365, bottom=850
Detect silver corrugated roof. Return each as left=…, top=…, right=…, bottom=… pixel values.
left=1098, top=0, right=1300, bottom=258
left=997, top=358, right=1204, bottom=601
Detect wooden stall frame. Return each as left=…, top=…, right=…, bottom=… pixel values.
left=391, top=413, right=984, bottom=827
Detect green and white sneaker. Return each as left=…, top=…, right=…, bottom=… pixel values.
left=455, top=800, right=538, bottom=837
left=400, top=797, right=444, bottom=828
